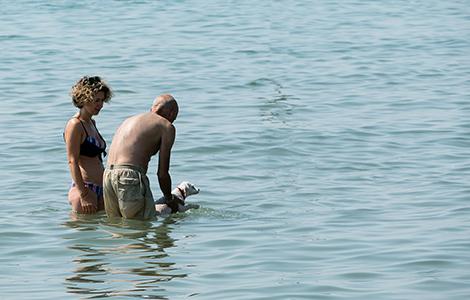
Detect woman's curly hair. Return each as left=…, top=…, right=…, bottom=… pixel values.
left=70, top=76, right=114, bottom=108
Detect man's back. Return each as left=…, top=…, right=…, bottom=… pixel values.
left=107, top=112, right=175, bottom=173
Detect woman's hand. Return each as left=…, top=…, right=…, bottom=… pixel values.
left=80, top=192, right=97, bottom=214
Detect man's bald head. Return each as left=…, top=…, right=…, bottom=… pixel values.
left=151, top=94, right=179, bottom=123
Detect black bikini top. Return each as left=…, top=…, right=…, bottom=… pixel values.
left=65, top=117, right=106, bottom=161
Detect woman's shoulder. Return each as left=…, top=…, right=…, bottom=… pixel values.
left=64, top=117, right=85, bottom=136
left=65, top=117, right=81, bottom=128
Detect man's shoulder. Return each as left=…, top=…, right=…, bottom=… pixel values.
left=144, top=112, right=173, bottom=126
left=132, top=112, right=160, bottom=120
left=123, top=113, right=153, bottom=125
left=128, top=113, right=172, bottom=131
left=128, top=113, right=148, bottom=121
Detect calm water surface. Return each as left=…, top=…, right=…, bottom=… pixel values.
left=0, top=0, right=469, bottom=299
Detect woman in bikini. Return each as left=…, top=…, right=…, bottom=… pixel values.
left=64, top=76, right=114, bottom=214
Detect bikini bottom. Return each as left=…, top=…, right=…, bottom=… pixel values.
left=71, top=181, right=104, bottom=199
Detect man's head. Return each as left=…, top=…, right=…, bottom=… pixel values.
left=151, top=94, right=179, bottom=123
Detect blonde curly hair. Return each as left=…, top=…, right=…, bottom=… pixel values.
left=70, top=76, right=114, bottom=108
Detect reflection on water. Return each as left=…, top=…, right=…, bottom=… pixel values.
left=249, top=78, right=303, bottom=125
left=59, top=215, right=187, bottom=299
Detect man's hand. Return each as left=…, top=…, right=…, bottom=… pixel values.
left=166, top=195, right=179, bottom=213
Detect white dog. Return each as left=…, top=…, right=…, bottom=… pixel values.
left=155, top=181, right=200, bottom=215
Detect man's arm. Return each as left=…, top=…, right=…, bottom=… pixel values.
left=157, top=124, right=178, bottom=212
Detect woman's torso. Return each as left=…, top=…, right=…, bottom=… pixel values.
left=65, top=116, right=106, bottom=185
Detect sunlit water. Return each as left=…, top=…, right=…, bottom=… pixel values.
left=0, top=0, right=469, bottom=299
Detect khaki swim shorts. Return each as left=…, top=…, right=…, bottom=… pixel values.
left=103, top=164, right=156, bottom=220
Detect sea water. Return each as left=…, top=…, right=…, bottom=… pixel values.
left=0, top=0, right=469, bottom=299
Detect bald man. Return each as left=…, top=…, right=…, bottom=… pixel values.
left=103, top=94, right=179, bottom=219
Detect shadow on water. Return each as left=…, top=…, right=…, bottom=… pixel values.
left=58, top=214, right=187, bottom=299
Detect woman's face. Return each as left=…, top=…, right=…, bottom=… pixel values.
left=84, top=91, right=105, bottom=116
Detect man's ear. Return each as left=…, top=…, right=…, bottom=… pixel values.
left=169, top=109, right=177, bottom=122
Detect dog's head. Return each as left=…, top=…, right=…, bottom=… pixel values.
left=178, top=181, right=200, bottom=197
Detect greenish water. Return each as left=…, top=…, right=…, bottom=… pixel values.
left=0, top=0, right=469, bottom=299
